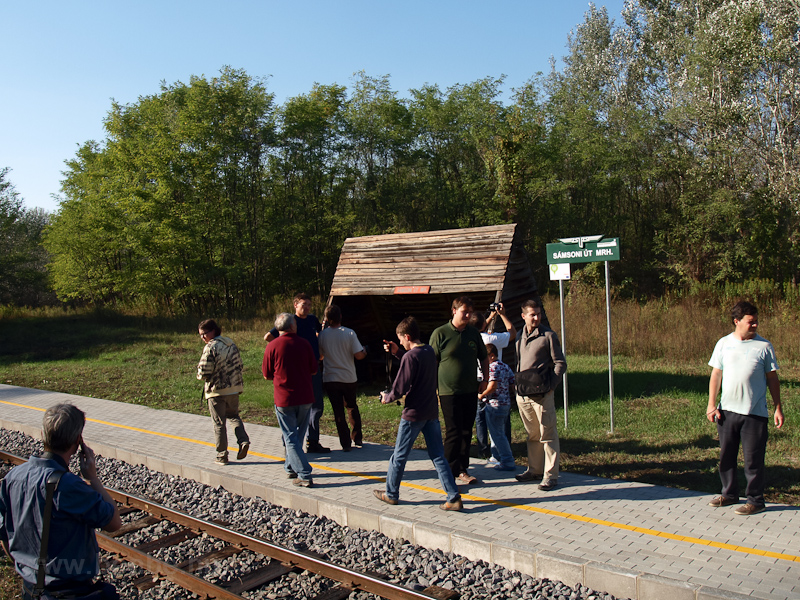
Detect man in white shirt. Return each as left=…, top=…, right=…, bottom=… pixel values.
left=706, top=301, right=784, bottom=516
left=318, top=304, right=367, bottom=451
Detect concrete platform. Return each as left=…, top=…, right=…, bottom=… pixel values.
left=1, top=384, right=798, bottom=600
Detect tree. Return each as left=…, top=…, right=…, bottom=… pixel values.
left=0, top=168, right=52, bottom=305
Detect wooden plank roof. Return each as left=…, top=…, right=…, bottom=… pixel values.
left=330, top=224, right=520, bottom=296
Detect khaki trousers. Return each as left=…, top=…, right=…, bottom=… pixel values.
left=517, top=390, right=560, bottom=482
left=208, top=393, right=249, bottom=458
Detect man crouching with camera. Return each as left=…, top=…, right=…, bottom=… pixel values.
left=373, top=317, right=463, bottom=511
left=0, top=403, right=122, bottom=599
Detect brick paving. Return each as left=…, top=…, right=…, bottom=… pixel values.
left=1, top=384, right=798, bottom=600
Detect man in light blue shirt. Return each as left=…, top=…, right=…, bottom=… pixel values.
left=706, top=301, right=784, bottom=516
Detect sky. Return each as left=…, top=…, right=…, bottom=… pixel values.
left=1, top=1, right=626, bottom=214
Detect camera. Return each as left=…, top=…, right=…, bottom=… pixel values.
left=488, top=302, right=501, bottom=312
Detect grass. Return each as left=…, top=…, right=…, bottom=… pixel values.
left=1, top=299, right=798, bottom=505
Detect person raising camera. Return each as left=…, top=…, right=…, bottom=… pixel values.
left=374, top=317, right=462, bottom=511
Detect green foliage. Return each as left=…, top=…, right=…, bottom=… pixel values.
left=42, top=2, right=800, bottom=312
left=0, top=168, right=52, bottom=306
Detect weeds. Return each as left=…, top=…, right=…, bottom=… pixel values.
left=1, top=297, right=798, bottom=504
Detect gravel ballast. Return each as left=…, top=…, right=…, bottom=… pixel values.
left=0, top=428, right=626, bottom=600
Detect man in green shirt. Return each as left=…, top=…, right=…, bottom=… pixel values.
left=430, top=296, right=488, bottom=485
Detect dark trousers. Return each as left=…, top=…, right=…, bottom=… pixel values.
left=440, top=393, right=478, bottom=477
left=306, top=369, right=325, bottom=445
left=324, top=381, right=362, bottom=449
left=717, top=410, right=769, bottom=507
left=22, top=579, right=119, bottom=599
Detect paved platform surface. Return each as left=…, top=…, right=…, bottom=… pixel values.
left=1, top=384, right=798, bottom=600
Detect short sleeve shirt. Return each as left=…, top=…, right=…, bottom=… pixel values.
left=319, top=326, right=364, bottom=384
left=487, top=360, right=515, bottom=407
left=0, top=455, right=114, bottom=586
left=708, top=333, right=778, bottom=418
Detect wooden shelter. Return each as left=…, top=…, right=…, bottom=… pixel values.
left=327, top=224, right=539, bottom=368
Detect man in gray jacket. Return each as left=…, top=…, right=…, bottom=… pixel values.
left=515, top=299, right=567, bottom=490
left=197, top=319, right=250, bottom=465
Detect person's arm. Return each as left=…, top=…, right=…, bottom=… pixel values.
left=496, top=305, right=517, bottom=343
left=707, top=367, right=723, bottom=423
left=196, top=345, right=215, bottom=381
left=478, top=357, right=489, bottom=394
left=79, top=443, right=122, bottom=532
left=381, top=352, right=414, bottom=404
left=478, top=380, right=497, bottom=401
left=766, top=370, right=783, bottom=428
left=262, top=347, right=273, bottom=380
left=550, top=333, right=567, bottom=386
left=264, top=329, right=277, bottom=343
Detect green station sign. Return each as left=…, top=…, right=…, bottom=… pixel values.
left=546, top=236, right=620, bottom=264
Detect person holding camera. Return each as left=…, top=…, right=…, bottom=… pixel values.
left=515, top=298, right=566, bottom=491
left=0, top=404, right=122, bottom=599
left=374, top=317, right=462, bottom=511
left=471, top=302, right=516, bottom=460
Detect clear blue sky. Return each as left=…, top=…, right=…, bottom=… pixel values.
left=2, top=1, right=625, bottom=213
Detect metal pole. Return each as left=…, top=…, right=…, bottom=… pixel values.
left=605, top=260, right=615, bottom=433
left=559, top=279, right=568, bottom=428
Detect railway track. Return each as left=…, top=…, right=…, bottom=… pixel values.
left=0, top=450, right=458, bottom=600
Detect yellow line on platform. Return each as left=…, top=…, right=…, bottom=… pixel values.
left=3, top=398, right=799, bottom=563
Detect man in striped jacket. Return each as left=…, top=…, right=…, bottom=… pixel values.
left=197, top=319, right=250, bottom=465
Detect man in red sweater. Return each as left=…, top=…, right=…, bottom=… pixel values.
left=262, top=312, right=318, bottom=487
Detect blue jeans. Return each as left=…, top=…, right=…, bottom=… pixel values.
left=385, top=418, right=461, bottom=503
left=486, top=403, right=514, bottom=467
left=275, top=403, right=313, bottom=480
left=476, top=399, right=511, bottom=458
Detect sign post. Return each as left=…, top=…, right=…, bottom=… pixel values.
left=548, top=263, right=571, bottom=427
left=546, top=236, right=620, bottom=433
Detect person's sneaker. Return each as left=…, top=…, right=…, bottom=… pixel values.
left=237, top=441, right=250, bottom=460
left=515, top=471, right=541, bottom=482
left=353, top=443, right=363, bottom=449
left=734, top=503, right=765, bottom=516
left=538, top=480, right=558, bottom=491
left=456, top=472, right=478, bottom=485
left=293, top=478, right=313, bottom=488
left=341, top=446, right=352, bottom=452
left=440, top=496, right=464, bottom=511
left=708, top=495, right=738, bottom=507
left=486, top=456, right=500, bottom=464
left=373, top=489, right=399, bottom=505
left=215, top=456, right=229, bottom=465
left=286, top=471, right=298, bottom=479
left=493, top=464, right=517, bottom=471
left=306, top=443, right=330, bottom=453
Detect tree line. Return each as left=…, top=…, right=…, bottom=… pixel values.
left=5, top=0, right=799, bottom=312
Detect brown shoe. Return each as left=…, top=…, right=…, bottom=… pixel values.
left=515, top=471, right=542, bottom=483
left=456, top=472, right=478, bottom=485
left=734, top=503, right=765, bottom=516
left=708, top=495, right=737, bottom=507
left=237, top=441, right=250, bottom=460
left=373, top=489, right=399, bottom=505
left=440, top=496, right=463, bottom=511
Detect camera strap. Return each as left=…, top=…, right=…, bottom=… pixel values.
left=35, top=468, right=66, bottom=597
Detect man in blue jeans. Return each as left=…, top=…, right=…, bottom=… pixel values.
left=374, top=317, right=462, bottom=511
left=265, top=293, right=328, bottom=453
left=262, top=313, right=318, bottom=487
